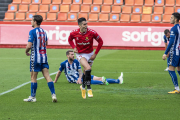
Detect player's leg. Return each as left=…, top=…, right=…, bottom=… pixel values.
left=164, top=56, right=169, bottom=71
left=168, top=55, right=180, bottom=93
left=91, top=75, right=104, bottom=85
left=42, top=64, right=57, bottom=102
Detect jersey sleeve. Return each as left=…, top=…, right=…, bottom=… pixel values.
left=59, top=63, right=64, bottom=72
left=93, top=31, right=103, bottom=54
left=164, top=27, right=177, bottom=55
left=163, top=35, right=167, bottom=43
left=28, top=30, right=34, bottom=43
left=45, top=32, right=48, bottom=42
left=68, top=32, right=76, bottom=49
left=77, top=60, right=81, bottom=70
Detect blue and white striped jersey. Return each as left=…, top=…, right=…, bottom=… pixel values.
left=165, top=24, right=180, bottom=56
left=163, top=35, right=170, bottom=43
left=59, top=59, right=81, bottom=83
left=28, top=27, right=48, bottom=63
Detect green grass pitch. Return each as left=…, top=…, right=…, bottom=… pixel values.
left=0, top=48, right=179, bottom=120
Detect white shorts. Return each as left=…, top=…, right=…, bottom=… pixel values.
left=76, top=51, right=94, bottom=66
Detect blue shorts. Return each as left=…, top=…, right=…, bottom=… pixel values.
left=30, top=62, right=49, bottom=72
left=168, top=53, right=180, bottom=67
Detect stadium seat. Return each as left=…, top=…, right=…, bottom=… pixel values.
left=101, top=5, right=111, bottom=13
left=72, top=0, right=82, bottom=4
left=93, top=0, right=102, bottom=5
left=78, top=13, right=88, bottom=19
left=62, top=0, right=72, bottom=4
left=103, top=0, right=113, bottom=5
left=132, top=6, right=142, bottom=14
left=122, top=6, right=132, bottom=14
left=7, top=4, right=17, bottom=12
left=60, top=5, right=69, bottom=12
left=36, top=12, right=46, bottom=20
left=83, top=0, right=92, bottom=5
left=151, top=15, right=161, bottom=23
left=143, top=7, right=152, bottom=14
left=29, top=5, right=38, bottom=13
left=134, top=0, right=143, bottom=6
left=26, top=12, right=35, bottom=20
left=164, top=7, right=174, bottom=15
left=46, top=13, right=56, bottom=21
left=144, top=0, right=154, bottom=6
left=52, top=0, right=61, bottom=4
left=165, top=0, right=174, bottom=6
left=18, top=5, right=28, bottom=12
left=109, top=13, right=119, bottom=21
left=88, top=13, right=98, bottom=21
left=49, top=5, right=59, bottom=13
left=15, top=12, right=25, bottom=20
left=113, top=0, right=123, bottom=5
left=4, top=13, right=14, bottom=20
left=31, top=0, right=41, bottom=4
left=125, top=0, right=134, bottom=6
left=57, top=13, right=67, bottom=21
left=80, top=5, right=90, bottom=12
left=131, top=14, right=140, bottom=22
left=153, top=7, right=163, bottom=14
left=91, top=5, right=100, bottom=13
left=141, top=14, right=151, bottom=22
left=68, top=13, right=77, bottom=21
left=120, top=14, right=130, bottom=22
left=41, top=0, right=51, bottom=4
left=162, top=14, right=171, bottom=23
left=154, top=0, right=164, bottom=6
left=39, top=5, right=49, bottom=12
left=111, top=6, right=121, bottom=13
left=99, top=14, right=108, bottom=21
left=12, top=0, right=21, bottom=4
left=175, top=7, right=180, bottom=13
left=21, top=0, right=31, bottom=4
left=177, top=0, right=180, bottom=6
left=70, top=5, right=80, bottom=13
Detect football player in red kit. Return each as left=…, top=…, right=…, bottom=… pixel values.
left=68, top=17, right=103, bottom=99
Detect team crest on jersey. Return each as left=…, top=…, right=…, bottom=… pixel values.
left=85, top=37, right=89, bottom=41
left=76, top=37, right=79, bottom=40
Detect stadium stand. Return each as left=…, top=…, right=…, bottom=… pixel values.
left=0, top=0, right=178, bottom=23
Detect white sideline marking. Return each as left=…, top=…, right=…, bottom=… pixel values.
left=0, top=71, right=58, bottom=96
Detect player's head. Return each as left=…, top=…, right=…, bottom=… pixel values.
left=66, top=50, right=74, bottom=61
left=78, top=17, right=87, bottom=33
left=164, top=29, right=170, bottom=38
left=31, top=15, right=43, bottom=28
left=170, top=12, right=180, bottom=24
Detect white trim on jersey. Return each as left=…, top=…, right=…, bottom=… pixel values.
left=36, top=29, right=41, bottom=63
left=176, top=26, right=180, bottom=55
left=39, top=28, right=46, bottom=63
left=65, top=62, right=74, bottom=81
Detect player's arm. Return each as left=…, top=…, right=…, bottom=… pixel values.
left=54, top=63, right=64, bottom=83
left=68, top=32, right=78, bottom=53
left=54, top=70, right=62, bottom=83
left=25, top=31, right=33, bottom=56
left=90, top=32, right=103, bottom=60
left=77, top=68, right=83, bottom=84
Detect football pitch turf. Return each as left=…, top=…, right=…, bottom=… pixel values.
left=0, top=48, right=180, bottom=120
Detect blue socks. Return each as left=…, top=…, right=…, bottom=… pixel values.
left=106, top=78, right=119, bottom=83
left=31, top=82, right=37, bottom=97
left=91, top=80, right=104, bottom=84
left=47, top=81, right=55, bottom=95
left=168, top=70, right=178, bottom=87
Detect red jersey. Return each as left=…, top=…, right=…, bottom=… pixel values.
left=68, top=28, right=103, bottom=54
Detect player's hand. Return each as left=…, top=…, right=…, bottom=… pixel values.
left=53, top=81, right=56, bottom=83
left=90, top=53, right=97, bottom=61
left=76, top=78, right=82, bottom=84
left=167, top=53, right=170, bottom=58
left=26, top=52, right=31, bottom=56
left=74, top=47, right=78, bottom=53
left=162, top=54, right=167, bottom=60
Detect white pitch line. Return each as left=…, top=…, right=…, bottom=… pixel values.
left=0, top=71, right=58, bottom=96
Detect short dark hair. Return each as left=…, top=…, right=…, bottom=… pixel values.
left=66, top=50, right=73, bottom=56
left=172, top=12, right=180, bottom=22
left=164, top=29, right=170, bottom=35
left=78, top=17, right=86, bottom=25
left=33, top=15, right=43, bottom=25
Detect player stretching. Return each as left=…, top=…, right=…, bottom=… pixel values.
left=53, top=50, right=123, bottom=85
left=24, top=15, right=57, bottom=102
left=68, top=17, right=103, bottom=99
left=162, top=12, right=180, bottom=93
left=163, top=29, right=170, bottom=71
